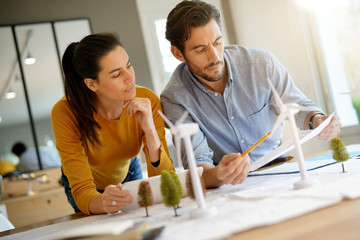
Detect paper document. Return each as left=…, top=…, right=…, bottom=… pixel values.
left=0, top=213, right=14, bottom=232
left=249, top=112, right=335, bottom=171
left=249, top=159, right=337, bottom=176
left=57, top=220, right=134, bottom=239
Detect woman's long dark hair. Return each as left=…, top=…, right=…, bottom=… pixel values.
left=62, top=33, right=123, bottom=150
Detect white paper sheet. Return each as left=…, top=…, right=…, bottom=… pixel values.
left=249, top=159, right=337, bottom=176
left=229, top=157, right=360, bottom=200
left=57, top=220, right=133, bottom=239
left=249, top=112, right=335, bottom=171
left=0, top=213, right=14, bottom=232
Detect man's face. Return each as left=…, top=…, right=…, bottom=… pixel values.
left=181, top=19, right=225, bottom=83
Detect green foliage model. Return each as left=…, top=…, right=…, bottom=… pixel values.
left=138, top=181, right=153, bottom=217
left=160, top=170, right=181, bottom=216
left=330, top=137, right=349, bottom=173
left=169, top=171, right=183, bottom=208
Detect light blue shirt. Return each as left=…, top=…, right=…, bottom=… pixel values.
left=160, top=45, right=323, bottom=168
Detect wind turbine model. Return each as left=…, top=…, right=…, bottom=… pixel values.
left=267, top=77, right=319, bottom=189
left=158, top=110, right=217, bottom=218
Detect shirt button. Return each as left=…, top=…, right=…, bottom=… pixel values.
left=241, top=140, right=245, bottom=143
left=231, top=116, right=234, bottom=120
left=214, top=93, right=218, bottom=96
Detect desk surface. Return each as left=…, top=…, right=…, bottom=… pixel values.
left=1, top=197, right=360, bottom=240
left=1, top=145, right=360, bottom=240
left=228, top=197, right=360, bottom=240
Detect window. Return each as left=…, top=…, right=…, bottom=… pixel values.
left=298, top=0, right=360, bottom=127
left=154, top=19, right=181, bottom=81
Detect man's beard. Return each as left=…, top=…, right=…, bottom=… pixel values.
left=202, top=61, right=225, bottom=82
left=185, top=56, right=225, bottom=82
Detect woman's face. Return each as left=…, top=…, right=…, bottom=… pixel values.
left=90, top=45, right=136, bottom=102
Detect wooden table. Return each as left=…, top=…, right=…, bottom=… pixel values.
left=0, top=212, right=86, bottom=237
left=1, top=197, right=360, bottom=239
left=227, top=197, right=360, bottom=240
left=1, top=145, right=360, bottom=239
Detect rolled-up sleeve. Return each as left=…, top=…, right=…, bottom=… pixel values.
left=267, top=52, right=323, bottom=130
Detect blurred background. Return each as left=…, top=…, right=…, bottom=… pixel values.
left=0, top=0, right=359, bottom=173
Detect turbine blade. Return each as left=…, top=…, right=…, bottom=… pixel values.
left=269, top=112, right=287, bottom=137
left=175, top=110, right=189, bottom=126
left=157, top=110, right=175, bottom=129
left=267, top=77, right=284, bottom=107
left=340, top=91, right=360, bottom=95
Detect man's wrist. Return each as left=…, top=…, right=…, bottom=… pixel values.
left=309, top=112, right=325, bottom=129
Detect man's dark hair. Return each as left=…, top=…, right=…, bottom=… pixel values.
left=11, top=142, right=27, bottom=156
left=166, top=0, right=221, bottom=53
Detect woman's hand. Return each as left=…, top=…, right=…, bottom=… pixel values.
left=124, top=97, right=161, bottom=163
left=124, top=97, right=154, bottom=132
left=102, top=183, right=133, bottom=214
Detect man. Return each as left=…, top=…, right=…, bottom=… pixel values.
left=11, top=142, right=61, bottom=173
left=160, top=0, right=341, bottom=188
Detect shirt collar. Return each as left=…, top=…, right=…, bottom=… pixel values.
left=224, top=50, right=234, bottom=86
left=184, top=65, right=213, bottom=93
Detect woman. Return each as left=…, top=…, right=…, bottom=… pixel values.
left=51, top=32, right=174, bottom=215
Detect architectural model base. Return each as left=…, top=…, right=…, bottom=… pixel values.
left=190, top=205, right=218, bottom=219
left=293, top=178, right=319, bottom=190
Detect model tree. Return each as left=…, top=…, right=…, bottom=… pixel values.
left=186, top=170, right=206, bottom=200
left=330, top=137, right=349, bottom=173
left=160, top=170, right=181, bottom=216
left=138, top=181, right=153, bottom=217
left=169, top=171, right=183, bottom=208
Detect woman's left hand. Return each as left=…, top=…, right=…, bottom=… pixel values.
left=102, top=183, right=133, bottom=214
left=124, top=97, right=154, bottom=131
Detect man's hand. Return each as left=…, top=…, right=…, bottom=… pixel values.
left=313, top=115, right=341, bottom=141
left=216, top=153, right=250, bottom=185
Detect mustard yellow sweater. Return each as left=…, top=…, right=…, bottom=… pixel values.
left=51, top=86, right=174, bottom=214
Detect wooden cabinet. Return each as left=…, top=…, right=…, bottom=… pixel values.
left=0, top=167, right=74, bottom=228
left=1, top=188, right=74, bottom=228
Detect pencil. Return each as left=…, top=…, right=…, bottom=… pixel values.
left=241, top=132, right=270, bottom=157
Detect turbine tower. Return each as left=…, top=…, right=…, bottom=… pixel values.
left=158, top=110, right=217, bottom=218
left=267, top=77, right=319, bottom=189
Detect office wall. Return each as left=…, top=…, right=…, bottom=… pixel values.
left=1, top=0, right=351, bottom=158
left=228, top=0, right=320, bottom=103
left=0, top=0, right=153, bottom=90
